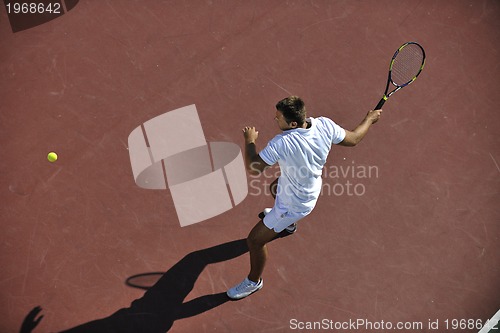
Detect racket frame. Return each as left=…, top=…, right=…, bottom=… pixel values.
left=374, top=41, right=425, bottom=110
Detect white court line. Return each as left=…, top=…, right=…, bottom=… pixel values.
left=489, top=153, right=500, bottom=174
left=478, top=309, right=500, bottom=333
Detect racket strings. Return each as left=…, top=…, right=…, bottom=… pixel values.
left=391, top=44, right=424, bottom=86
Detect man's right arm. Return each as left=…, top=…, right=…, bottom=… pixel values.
left=339, top=109, right=382, bottom=147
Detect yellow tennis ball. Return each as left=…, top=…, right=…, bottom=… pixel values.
left=47, top=152, right=58, bottom=162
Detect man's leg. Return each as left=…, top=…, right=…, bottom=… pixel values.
left=226, top=220, right=278, bottom=299
left=247, top=220, right=278, bottom=282
left=227, top=178, right=280, bottom=299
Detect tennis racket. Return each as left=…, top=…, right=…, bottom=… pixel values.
left=374, top=41, right=425, bottom=110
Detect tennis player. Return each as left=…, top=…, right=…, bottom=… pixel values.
left=227, top=96, right=382, bottom=300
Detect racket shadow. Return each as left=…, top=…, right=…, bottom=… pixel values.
left=57, top=238, right=249, bottom=333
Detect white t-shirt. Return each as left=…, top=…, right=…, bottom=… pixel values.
left=259, top=116, right=346, bottom=211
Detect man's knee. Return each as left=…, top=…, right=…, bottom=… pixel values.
left=247, top=222, right=276, bottom=249
left=246, top=233, right=265, bottom=249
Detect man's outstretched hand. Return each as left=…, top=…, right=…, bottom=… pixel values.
left=367, top=109, right=383, bottom=124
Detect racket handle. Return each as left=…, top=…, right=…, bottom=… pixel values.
left=374, top=98, right=386, bottom=110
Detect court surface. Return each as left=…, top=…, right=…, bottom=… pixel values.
left=1, top=1, right=499, bottom=332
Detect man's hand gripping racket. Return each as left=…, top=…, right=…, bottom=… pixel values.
left=374, top=41, right=426, bottom=110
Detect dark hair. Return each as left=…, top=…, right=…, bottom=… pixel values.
left=275, top=96, right=306, bottom=126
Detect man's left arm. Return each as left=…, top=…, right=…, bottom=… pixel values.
left=242, top=126, right=269, bottom=175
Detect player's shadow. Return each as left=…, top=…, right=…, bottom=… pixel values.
left=59, top=238, right=249, bottom=333
left=21, top=232, right=291, bottom=333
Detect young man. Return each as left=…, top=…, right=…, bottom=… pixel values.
left=227, top=96, right=382, bottom=299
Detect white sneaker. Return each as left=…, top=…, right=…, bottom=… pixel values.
left=227, top=277, right=263, bottom=300
left=258, top=208, right=272, bottom=220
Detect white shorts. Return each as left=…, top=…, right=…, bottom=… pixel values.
left=263, top=204, right=312, bottom=233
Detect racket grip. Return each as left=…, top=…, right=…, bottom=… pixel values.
left=374, top=98, right=386, bottom=110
